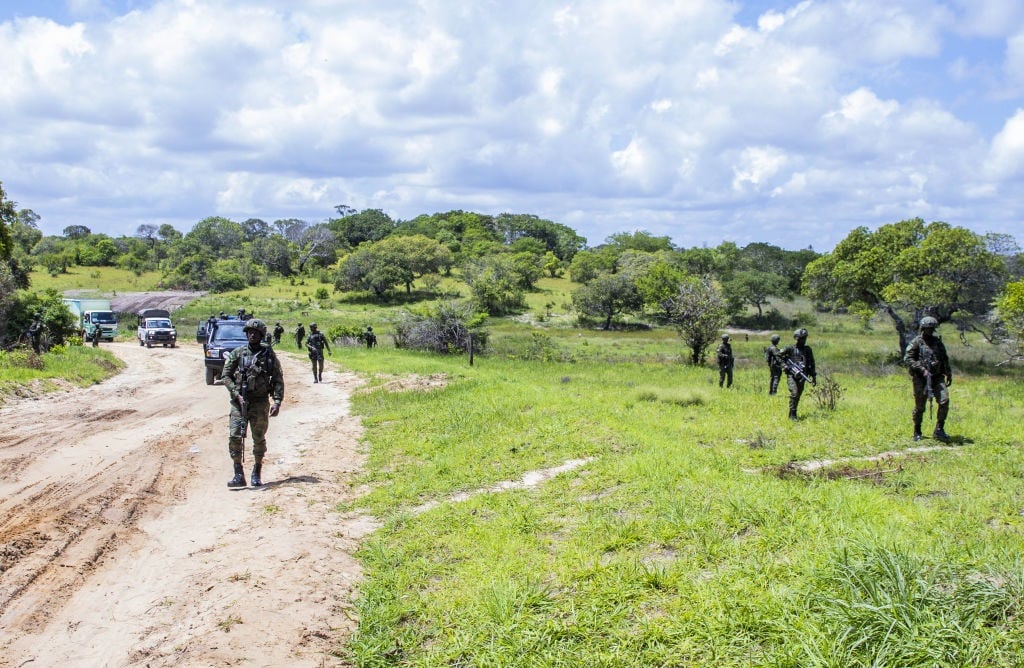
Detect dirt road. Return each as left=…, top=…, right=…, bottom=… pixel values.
left=0, top=341, right=377, bottom=667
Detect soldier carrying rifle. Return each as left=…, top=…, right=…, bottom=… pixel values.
left=220, top=319, right=285, bottom=488
left=778, top=328, right=816, bottom=420
left=904, top=316, right=952, bottom=442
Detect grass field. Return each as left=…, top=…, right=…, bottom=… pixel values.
left=11, top=268, right=1024, bottom=666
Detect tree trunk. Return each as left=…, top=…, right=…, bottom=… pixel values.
left=883, top=304, right=910, bottom=359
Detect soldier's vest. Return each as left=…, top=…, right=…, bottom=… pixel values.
left=789, top=345, right=807, bottom=368
left=234, top=346, right=277, bottom=399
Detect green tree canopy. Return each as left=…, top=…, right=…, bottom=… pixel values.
left=572, top=272, right=644, bottom=330
left=803, top=218, right=1006, bottom=352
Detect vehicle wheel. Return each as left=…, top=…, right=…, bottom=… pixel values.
left=205, top=366, right=216, bottom=385
left=146, top=341, right=152, bottom=348
left=171, top=343, right=176, bottom=348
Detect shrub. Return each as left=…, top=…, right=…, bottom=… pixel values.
left=392, top=301, right=488, bottom=353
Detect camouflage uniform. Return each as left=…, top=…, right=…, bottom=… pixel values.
left=765, top=335, right=783, bottom=395
left=273, top=323, right=284, bottom=345
left=294, top=323, right=306, bottom=349
left=221, top=321, right=285, bottom=487
left=779, top=329, right=816, bottom=419
left=305, top=324, right=331, bottom=383
left=716, top=335, right=734, bottom=388
left=27, top=316, right=45, bottom=354
left=903, top=317, right=951, bottom=442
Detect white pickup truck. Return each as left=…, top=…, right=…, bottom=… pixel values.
left=137, top=308, right=178, bottom=348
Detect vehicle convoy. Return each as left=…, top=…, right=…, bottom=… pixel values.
left=203, top=318, right=249, bottom=385
left=137, top=309, right=177, bottom=348
left=62, top=298, right=119, bottom=341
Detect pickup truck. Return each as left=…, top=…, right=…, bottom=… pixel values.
left=203, top=318, right=249, bottom=385
left=137, top=309, right=177, bottom=348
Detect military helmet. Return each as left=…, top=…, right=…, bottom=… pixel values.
left=771, top=334, right=780, bottom=343
left=243, top=318, right=267, bottom=336
left=920, top=316, right=938, bottom=329
left=721, top=334, right=730, bottom=341
left=793, top=328, right=808, bottom=339
left=309, top=322, right=318, bottom=329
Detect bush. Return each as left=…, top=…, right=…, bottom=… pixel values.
left=393, top=301, right=488, bottom=354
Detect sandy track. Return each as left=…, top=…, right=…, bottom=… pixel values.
left=0, top=341, right=376, bottom=667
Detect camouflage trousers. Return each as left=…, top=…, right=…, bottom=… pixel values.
left=228, top=397, right=271, bottom=464
left=911, top=374, right=949, bottom=428
left=787, top=375, right=806, bottom=416
left=768, top=366, right=782, bottom=394
left=718, top=364, right=733, bottom=388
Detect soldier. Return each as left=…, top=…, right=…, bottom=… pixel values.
left=294, top=322, right=306, bottom=349
left=220, top=319, right=284, bottom=488
left=272, top=322, right=284, bottom=345
left=765, top=334, right=783, bottom=395
left=779, top=328, right=816, bottom=420
left=88, top=321, right=101, bottom=347
left=27, top=313, right=45, bottom=354
left=904, top=316, right=952, bottom=442
left=364, top=325, right=377, bottom=349
left=716, top=334, right=734, bottom=388
left=305, top=323, right=332, bottom=383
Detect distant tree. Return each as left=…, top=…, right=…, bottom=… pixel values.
left=668, top=276, right=728, bottom=365
left=0, top=183, right=31, bottom=289
left=606, top=230, right=674, bottom=253
left=327, top=208, right=396, bottom=248
left=252, top=235, right=294, bottom=276
left=995, top=279, right=1024, bottom=365
left=543, top=251, right=563, bottom=278
left=722, top=269, right=790, bottom=318
left=336, top=234, right=450, bottom=296
left=157, top=224, right=182, bottom=243
left=184, top=217, right=245, bottom=259
left=678, top=247, right=718, bottom=277
left=296, top=224, right=338, bottom=272
left=62, top=225, right=91, bottom=240
left=636, top=260, right=687, bottom=319
left=568, top=249, right=614, bottom=283
left=803, top=219, right=1006, bottom=353
left=242, top=218, right=270, bottom=242
left=135, top=224, right=159, bottom=248
left=462, top=254, right=529, bottom=315
left=572, top=272, right=644, bottom=330
left=272, top=218, right=309, bottom=244
left=493, top=213, right=586, bottom=260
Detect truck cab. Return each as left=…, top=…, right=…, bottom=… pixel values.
left=137, top=309, right=177, bottom=348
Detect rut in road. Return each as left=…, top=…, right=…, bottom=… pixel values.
left=0, top=341, right=376, bottom=667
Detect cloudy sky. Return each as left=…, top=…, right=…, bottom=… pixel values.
left=3, top=0, right=1024, bottom=251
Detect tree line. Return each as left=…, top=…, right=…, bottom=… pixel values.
left=2, top=179, right=1022, bottom=364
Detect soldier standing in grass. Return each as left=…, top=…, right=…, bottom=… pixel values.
left=27, top=312, right=45, bottom=354
left=716, top=334, right=734, bottom=388
left=305, top=323, right=331, bottom=383
left=272, top=322, right=284, bottom=345
left=294, top=322, right=306, bottom=350
left=904, top=316, right=952, bottom=442
left=765, top=334, right=783, bottom=395
left=779, top=328, right=816, bottom=420
left=364, top=325, right=377, bottom=348
left=221, top=319, right=284, bottom=488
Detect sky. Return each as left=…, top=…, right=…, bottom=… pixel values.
left=3, top=0, right=1024, bottom=252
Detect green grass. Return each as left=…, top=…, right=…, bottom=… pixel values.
left=0, top=344, right=125, bottom=401
left=338, top=329, right=1024, bottom=667
left=17, top=269, right=1024, bottom=665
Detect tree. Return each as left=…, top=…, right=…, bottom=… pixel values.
left=0, top=182, right=30, bottom=289
left=995, top=279, right=1024, bottom=365
left=803, top=219, right=1007, bottom=353
left=668, top=276, right=728, bottom=365
left=568, top=249, right=615, bottom=283
left=62, top=225, right=91, bottom=240
left=135, top=224, right=159, bottom=248
left=722, top=269, right=790, bottom=318
left=606, top=230, right=674, bottom=253
left=635, top=260, right=687, bottom=320
left=572, top=272, right=644, bottom=330
left=242, top=218, right=270, bottom=242
left=327, top=208, right=396, bottom=248
left=296, top=224, right=338, bottom=272
left=336, top=234, right=451, bottom=297
left=462, top=255, right=528, bottom=315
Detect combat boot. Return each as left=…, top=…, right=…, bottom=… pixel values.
left=227, top=463, right=246, bottom=488
left=251, top=461, right=263, bottom=487
left=933, top=426, right=949, bottom=442
left=913, top=420, right=922, bottom=442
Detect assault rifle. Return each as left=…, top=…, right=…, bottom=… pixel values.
left=919, top=344, right=936, bottom=419
left=781, top=355, right=816, bottom=385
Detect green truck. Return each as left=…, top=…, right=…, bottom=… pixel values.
left=62, top=298, right=119, bottom=342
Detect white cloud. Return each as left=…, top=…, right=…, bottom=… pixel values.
left=986, top=108, right=1024, bottom=179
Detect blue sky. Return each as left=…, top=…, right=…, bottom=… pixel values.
left=3, top=0, right=1024, bottom=251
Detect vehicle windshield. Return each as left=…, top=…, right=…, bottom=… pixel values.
left=93, top=312, right=117, bottom=324
left=147, top=319, right=172, bottom=328
left=210, top=322, right=249, bottom=345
